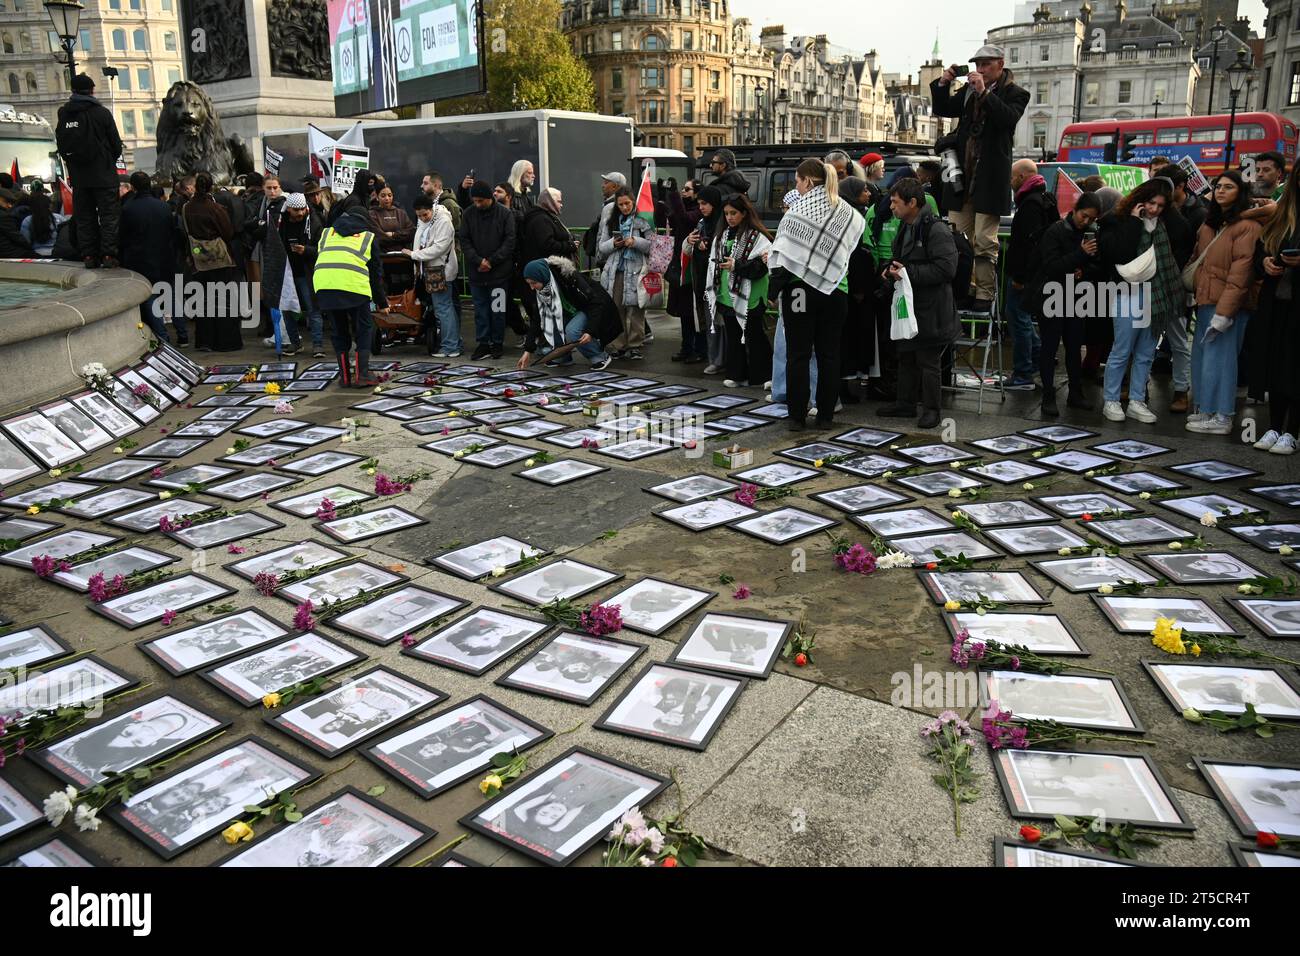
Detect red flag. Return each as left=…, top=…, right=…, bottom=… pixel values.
left=635, top=163, right=656, bottom=225
left=9, top=159, right=18, bottom=185
left=1055, top=171, right=1082, bottom=217
left=58, top=178, right=73, bottom=214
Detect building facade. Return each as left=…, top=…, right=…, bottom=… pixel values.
left=730, top=17, right=775, bottom=144
left=1256, top=0, right=1300, bottom=122
left=0, top=0, right=185, bottom=166
left=759, top=28, right=891, bottom=145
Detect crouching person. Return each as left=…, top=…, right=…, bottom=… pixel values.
left=517, top=257, right=618, bottom=370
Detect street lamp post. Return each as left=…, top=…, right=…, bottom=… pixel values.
left=1208, top=18, right=1226, bottom=116
left=44, top=0, right=85, bottom=89
left=1224, top=50, right=1251, bottom=166
left=1152, top=97, right=1162, bottom=120
left=755, top=84, right=765, bottom=144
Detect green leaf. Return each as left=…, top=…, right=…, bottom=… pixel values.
left=283, top=810, right=303, bottom=822
left=679, top=847, right=698, bottom=867
left=490, top=752, right=514, bottom=768
left=367, top=785, right=387, bottom=797
left=243, top=805, right=262, bottom=813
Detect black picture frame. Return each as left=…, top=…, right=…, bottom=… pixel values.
left=0, top=623, right=73, bottom=669
left=833, top=427, right=904, bottom=448
left=1034, top=493, right=1140, bottom=518
left=143, top=464, right=242, bottom=490
left=137, top=606, right=290, bottom=677
left=1089, top=471, right=1188, bottom=495
left=362, top=695, right=554, bottom=799
left=0, top=776, right=43, bottom=844
left=942, top=610, right=1089, bottom=656
left=966, top=459, right=1054, bottom=485
left=427, top=536, right=553, bottom=582
left=886, top=531, right=1002, bottom=564
left=0, top=529, right=119, bottom=569
left=495, top=631, right=647, bottom=705
left=269, top=484, right=375, bottom=518
left=979, top=670, right=1144, bottom=733
left=1091, top=594, right=1242, bottom=636
left=105, top=497, right=221, bottom=533
left=1168, top=460, right=1264, bottom=483
left=1089, top=439, right=1173, bottom=460
left=1084, top=516, right=1196, bottom=546
left=275, top=451, right=367, bottom=476
left=600, top=576, right=717, bottom=636
left=1141, top=659, right=1300, bottom=722
left=730, top=462, right=822, bottom=488
left=729, top=506, right=838, bottom=544
left=1135, top=551, right=1265, bottom=585
left=78, top=457, right=163, bottom=483
left=223, top=539, right=353, bottom=584
left=324, top=585, right=468, bottom=647
left=984, top=524, right=1089, bottom=556
left=957, top=499, right=1057, bottom=528
left=594, top=439, right=672, bottom=462
left=1019, top=425, right=1100, bottom=443
left=164, top=511, right=288, bottom=550
left=51, top=544, right=179, bottom=593
left=200, top=633, right=366, bottom=707
left=1245, top=483, right=1300, bottom=508
left=991, top=748, right=1194, bottom=830
left=595, top=661, right=747, bottom=752
left=55, top=486, right=157, bottom=520
left=1226, top=598, right=1300, bottom=638
left=1028, top=556, right=1158, bottom=594
left=216, top=441, right=302, bottom=467
left=517, top=459, right=610, bottom=486
left=0, top=835, right=109, bottom=868
left=107, top=735, right=322, bottom=861
left=1, top=656, right=138, bottom=716
left=1194, top=757, right=1300, bottom=838
left=460, top=444, right=540, bottom=468
left=892, top=471, right=988, bottom=497
left=488, top=558, right=624, bottom=606
left=204, top=472, right=301, bottom=502
left=315, top=506, right=429, bottom=544
left=644, top=474, right=741, bottom=503
left=774, top=441, right=857, bottom=464
left=1, top=409, right=86, bottom=468
left=1036, top=450, right=1118, bottom=474
left=459, top=746, right=671, bottom=867
left=967, top=434, right=1046, bottom=455
left=993, top=836, right=1148, bottom=867
left=1, top=478, right=98, bottom=509
left=89, top=573, right=237, bottom=630
left=0, top=515, right=61, bottom=543
left=401, top=606, right=552, bottom=677
left=1226, top=522, right=1300, bottom=553
left=234, top=418, right=312, bottom=439
left=917, top=570, right=1050, bottom=606
left=133, top=437, right=209, bottom=459
left=275, top=560, right=410, bottom=608
left=667, top=610, right=795, bottom=679
left=853, top=507, right=956, bottom=538
left=810, top=484, right=912, bottom=514
left=1227, top=843, right=1300, bottom=867
left=265, top=666, right=448, bottom=758
left=39, top=397, right=115, bottom=453
left=897, top=443, right=979, bottom=466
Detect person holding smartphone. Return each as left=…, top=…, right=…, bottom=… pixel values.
left=279, top=192, right=326, bottom=356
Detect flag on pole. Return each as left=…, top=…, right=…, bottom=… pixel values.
left=58, top=178, right=73, bottom=214
left=1055, top=170, right=1082, bottom=217
left=9, top=159, right=19, bottom=185
left=635, top=161, right=656, bottom=226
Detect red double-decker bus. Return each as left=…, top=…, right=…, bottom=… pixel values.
left=1057, top=112, right=1298, bottom=174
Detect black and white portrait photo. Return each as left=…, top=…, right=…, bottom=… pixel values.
left=922, top=571, right=1047, bottom=606
left=1021, top=425, right=1097, bottom=443
left=1090, top=472, right=1184, bottom=495
left=656, top=498, right=757, bottom=532
left=2, top=411, right=85, bottom=467
left=828, top=453, right=911, bottom=479
left=2, top=479, right=96, bottom=509
left=107, top=498, right=218, bottom=533
left=499, top=421, right=569, bottom=441
left=1095, top=596, right=1238, bottom=635
left=894, top=471, right=985, bottom=496
left=41, top=401, right=113, bottom=452
left=0, top=778, right=41, bottom=842
left=146, top=464, right=240, bottom=490
left=57, top=487, right=156, bottom=520
left=1196, top=760, right=1300, bottom=838
left=0, top=657, right=135, bottom=725
left=1229, top=599, right=1300, bottom=638
left=0, top=625, right=70, bottom=669
left=270, top=485, right=374, bottom=518
left=731, top=507, right=837, bottom=545
left=277, top=451, right=366, bottom=476
left=318, top=506, right=426, bottom=544
left=1229, top=523, right=1300, bottom=553
left=236, top=419, right=311, bottom=439
left=1036, top=493, right=1137, bottom=518
left=491, top=559, right=622, bottom=605
left=277, top=562, right=406, bottom=608
left=226, top=540, right=349, bottom=583
left=1139, top=551, right=1264, bottom=585
left=329, top=586, right=466, bottom=646
left=269, top=669, right=445, bottom=756
left=1037, top=450, right=1116, bottom=474
left=1169, top=460, right=1261, bottom=483
left=0, top=516, right=58, bottom=544
left=600, top=577, right=714, bottom=635
left=670, top=613, right=794, bottom=678
left=777, top=441, right=855, bottom=464
left=461, top=444, right=538, bottom=468
left=597, top=663, right=745, bottom=750
left=1032, top=556, right=1158, bottom=594
left=967, top=460, right=1052, bottom=485
left=78, top=457, right=159, bottom=482
left=219, top=441, right=299, bottom=466
left=51, top=546, right=176, bottom=592
left=1089, top=516, right=1194, bottom=546
left=204, top=635, right=363, bottom=706
left=986, top=524, right=1088, bottom=556
left=282, top=426, right=350, bottom=447
left=856, top=508, right=955, bottom=538
left=497, top=632, right=645, bottom=704
left=433, top=536, right=548, bottom=581
left=365, top=697, right=551, bottom=796
left=959, top=500, right=1056, bottom=528
left=140, top=609, right=289, bottom=675
left=982, top=671, right=1140, bottom=732
left=1091, top=439, right=1171, bottom=460
left=167, top=512, right=284, bottom=550
left=969, top=434, right=1046, bottom=455
left=646, top=474, right=740, bottom=503
left=594, top=439, right=670, bottom=462
left=811, top=484, right=910, bottom=514
left=1248, top=484, right=1300, bottom=508
left=835, top=427, right=902, bottom=448
left=899, top=443, right=976, bottom=466
left=1145, top=662, right=1300, bottom=721
left=0, top=529, right=115, bottom=569
left=70, top=390, right=139, bottom=438
left=996, top=750, right=1188, bottom=827
left=946, top=612, right=1084, bottom=655
left=519, top=459, right=607, bottom=485
left=404, top=607, right=551, bottom=676
left=206, top=472, right=300, bottom=502
left=93, top=574, right=235, bottom=629
left=133, top=438, right=208, bottom=460
left=1158, top=494, right=1261, bottom=521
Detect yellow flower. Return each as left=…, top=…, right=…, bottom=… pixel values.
left=1168, top=541, right=1183, bottom=550
left=365, top=467, right=376, bottom=476
left=1022, top=482, right=1035, bottom=491
left=113, top=446, right=124, bottom=454
left=1098, top=584, right=1114, bottom=594
left=222, top=821, right=255, bottom=844
left=25, top=505, right=40, bottom=515
left=158, top=490, right=172, bottom=500
left=949, top=461, right=961, bottom=470
left=48, top=468, right=62, bottom=478
left=1282, top=546, right=1295, bottom=556
left=524, top=459, right=536, bottom=467
left=136, top=322, right=144, bottom=330
left=1151, top=617, right=1187, bottom=655
left=264, top=382, right=281, bottom=395
left=943, top=599, right=961, bottom=611
left=1190, top=643, right=1202, bottom=656
left=225, top=447, right=237, bottom=455
left=261, top=692, right=282, bottom=709
left=214, top=384, right=226, bottom=392
left=814, top=459, right=825, bottom=468
left=479, top=773, right=504, bottom=796
left=373, top=387, right=384, bottom=394
left=1139, top=491, right=1152, bottom=500
left=947, top=489, right=962, bottom=498
left=448, top=410, right=459, bottom=417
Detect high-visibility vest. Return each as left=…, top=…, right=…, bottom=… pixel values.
left=313, top=228, right=374, bottom=297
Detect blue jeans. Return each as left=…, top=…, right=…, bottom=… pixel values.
left=141, top=294, right=170, bottom=344
left=1006, top=284, right=1040, bottom=377
left=1192, top=304, right=1251, bottom=417
left=431, top=288, right=462, bottom=353
left=539, top=311, right=608, bottom=364
left=771, top=315, right=817, bottom=402
left=470, top=282, right=507, bottom=347
left=1103, top=286, right=1156, bottom=404
left=293, top=275, right=323, bottom=347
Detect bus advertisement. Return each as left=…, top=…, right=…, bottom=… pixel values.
left=1057, top=112, right=1298, bottom=175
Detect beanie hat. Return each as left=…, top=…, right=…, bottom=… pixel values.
left=860, top=152, right=883, bottom=167
left=71, top=73, right=95, bottom=94
left=284, top=192, right=307, bottom=209
left=522, top=259, right=552, bottom=285
left=470, top=179, right=493, bottom=199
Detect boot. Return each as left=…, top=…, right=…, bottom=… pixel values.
left=839, top=378, right=862, bottom=405
left=1041, top=387, right=1060, bottom=418
left=1066, top=388, right=1094, bottom=411
left=354, top=350, right=379, bottom=388
left=1169, top=391, right=1189, bottom=414
left=335, top=352, right=352, bottom=388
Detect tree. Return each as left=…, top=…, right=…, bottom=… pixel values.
left=440, top=0, right=595, bottom=115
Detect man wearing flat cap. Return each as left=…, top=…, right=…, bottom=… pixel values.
left=930, top=44, right=1029, bottom=312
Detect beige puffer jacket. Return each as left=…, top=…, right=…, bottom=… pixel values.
left=1192, top=203, right=1272, bottom=317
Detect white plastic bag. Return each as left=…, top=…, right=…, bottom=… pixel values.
left=890, top=267, right=919, bottom=341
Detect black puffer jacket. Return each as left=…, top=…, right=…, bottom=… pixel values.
left=888, top=209, right=958, bottom=351
left=520, top=206, right=577, bottom=265
left=1030, top=215, right=1106, bottom=315
left=523, top=255, right=620, bottom=353
left=710, top=169, right=751, bottom=197
left=458, top=200, right=517, bottom=285
left=1006, top=180, right=1059, bottom=284
left=55, top=94, right=123, bottom=189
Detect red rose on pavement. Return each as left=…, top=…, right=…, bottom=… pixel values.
left=661, top=857, right=679, bottom=867
left=1081, top=513, right=1094, bottom=522
left=793, top=652, right=808, bottom=667
left=926, top=562, right=938, bottom=570
left=1019, top=825, right=1043, bottom=843
left=1257, top=831, right=1281, bottom=849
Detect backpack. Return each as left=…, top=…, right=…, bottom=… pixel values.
left=582, top=215, right=601, bottom=262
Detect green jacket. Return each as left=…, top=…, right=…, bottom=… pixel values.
left=863, top=193, right=938, bottom=266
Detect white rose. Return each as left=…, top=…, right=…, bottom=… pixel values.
left=74, top=803, right=101, bottom=832
left=43, top=785, right=77, bottom=826
left=491, top=566, right=507, bottom=577
left=1098, top=584, right=1114, bottom=594
left=1139, top=492, right=1152, bottom=500
left=1199, top=513, right=1218, bottom=528
left=1058, top=547, right=1072, bottom=556
left=158, top=491, right=172, bottom=500
left=948, top=489, right=962, bottom=498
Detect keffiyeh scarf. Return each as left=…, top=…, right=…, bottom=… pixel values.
left=767, top=185, right=864, bottom=294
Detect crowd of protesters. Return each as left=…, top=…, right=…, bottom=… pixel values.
left=5, top=56, right=1295, bottom=440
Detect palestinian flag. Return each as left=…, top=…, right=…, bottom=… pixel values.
left=58, top=178, right=73, bottom=214
left=9, top=159, right=19, bottom=185
left=1055, top=170, right=1082, bottom=217
left=635, top=163, right=656, bottom=226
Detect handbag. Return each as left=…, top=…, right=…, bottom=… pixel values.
left=422, top=237, right=452, bottom=294
left=181, top=205, right=234, bottom=273
left=1181, top=227, right=1226, bottom=292
left=1116, top=244, right=1157, bottom=283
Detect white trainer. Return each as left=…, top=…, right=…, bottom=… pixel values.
left=1126, top=401, right=1157, bottom=424
left=1186, top=415, right=1233, bottom=435
left=1102, top=401, right=1125, bottom=422
left=1254, top=429, right=1281, bottom=450
left=1270, top=433, right=1297, bottom=455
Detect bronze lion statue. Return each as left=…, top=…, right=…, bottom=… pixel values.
left=154, top=80, right=254, bottom=184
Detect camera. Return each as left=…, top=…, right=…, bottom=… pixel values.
left=952, top=64, right=970, bottom=77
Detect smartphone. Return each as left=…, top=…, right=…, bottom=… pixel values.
left=1282, top=248, right=1300, bottom=256
left=953, top=64, right=970, bottom=77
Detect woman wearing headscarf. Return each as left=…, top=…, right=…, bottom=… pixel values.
left=517, top=257, right=617, bottom=371
left=686, top=184, right=725, bottom=373
left=598, top=186, right=655, bottom=360
left=766, top=158, right=864, bottom=430
left=520, top=187, right=578, bottom=266
left=665, top=179, right=704, bottom=363
left=705, top=193, right=773, bottom=388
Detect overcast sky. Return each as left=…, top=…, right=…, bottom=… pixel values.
left=736, top=0, right=1268, bottom=77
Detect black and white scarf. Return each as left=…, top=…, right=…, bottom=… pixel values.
left=767, top=185, right=863, bottom=294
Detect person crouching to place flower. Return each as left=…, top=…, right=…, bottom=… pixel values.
left=706, top=192, right=773, bottom=390
left=517, top=257, right=617, bottom=371
left=875, top=178, right=958, bottom=430
left=1252, top=160, right=1300, bottom=456
left=1187, top=170, right=1268, bottom=437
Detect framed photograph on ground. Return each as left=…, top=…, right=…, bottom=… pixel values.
left=497, top=420, right=568, bottom=441
left=490, top=558, right=623, bottom=606
left=133, top=438, right=208, bottom=460
left=1037, top=450, right=1116, bottom=474
left=110, top=372, right=164, bottom=421
left=887, top=531, right=1001, bottom=564
left=854, top=507, right=955, bottom=538
left=967, top=460, right=1053, bottom=485
left=969, top=434, right=1046, bottom=455
left=1143, top=661, right=1300, bottom=720
left=1227, top=598, right=1300, bottom=638
left=669, top=612, right=794, bottom=679
left=731, top=507, right=838, bottom=544
left=283, top=379, right=331, bottom=392
left=919, top=570, right=1049, bottom=606
left=225, top=539, right=350, bottom=583
left=1, top=656, right=137, bottom=724
left=92, top=574, right=236, bottom=629
left=943, top=611, right=1087, bottom=655
left=266, top=667, right=446, bottom=758
left=1169, top=460, right=1262, bottom=483
left=235, top=418, right=311, bottom=438
left=811, top=484, right=911, bottom=514
left=351, top=398, right=412, bottom=413
left=981, top=670, right=1142, bottom=732
left=56, top=486, right=156, bottom=520
left=1195, top=759, right=1300, bottom=838
left=1087, top=516, right=1195, bottom=546
left=731, top=462, right=820, bottom=488
left=595, top=439, right=670, bottom=461
left=381, top=405, right=446, bottom=423
left=709, top=414, right=768, bottom=432
left=992, top=749, right=1191, bottom=828
left=170, top=420, right=235, bottom=439
left=138, top=608, right=289, bottom=676
left=166, top=512, right=286, bottom=550
left=473, top=409, right=541, bottom=426
left=776, top=441, right=856, bottom=464
left=2, top=479, right=97, bottom=508
left=1091, top=472, right=1186, bottom=495
left=1246, top=483, right=1300, bottom=508
left=364, top=695, right=552, bottom=799
left=406, top=418, right=475, bottom=436
left=496, top=632, right=646, bottom=705
left=277, top=561, right=408, bottom=607
left=1030, top=556, right=1158, bottom=593
left=1036, top=493, right=1138, bottom=518
left=1138, top=551, right=1265, bottom=585
left=276, top=451, right=366, bottom=476
left=835, top=427, right=903, bottom=448
left=403, top=606, right=551, bottom=676
left=40, top=399, right=114, bottom=452
left=195, top=394, right=248, bottom=408
left=995, top=837, right=1143, bottom=867
left=51, top=545, right=177, bottom=592
left=2, top=410, right=85, bottom=467
left=655, top=498, right=757, bottom=532
left=596, top=662, right=745, bottom=751
left=0, top=624, right=72, bottom=669
left=985, top=524, right=1089, bottom=556
left=518, top=459, right=609, bottom=486
left=110, top=736, right=321, bottom=860
left=0, top=836, right=107, bottom=868
left=421, top=434, right=503, bottom=456
left=198, top=407, right=258, bottom=422
left=0, top=529, right=117, bottom=569
left=602, top=577, right=715, bottom=636
left=461, top=444, right=538, bottom=468
left=461, top=747, right=669, bottom=867
left=145, top=464, right=241, bottom=489
left=543, top=428, right=608, bottom=449
left=695, top=393, right=752, bottom=410
left=958, top=500, right=1056, bottom=527
left=1093, top=595, right=1240, bottom=635
left=316, top=506, right=427, bottom=543
left=1091, top=439, right=1172, bottom=460
left=106, top=497, right=219, bottom=533
left=205, top=472, right=300, bottom=502
left=893, top=471, right=986, bottom=496
left=429, top=536, right=550, bottom=581
left=0, top=515, right=59, bottom=543
left=33, top=693, right=230, bottom=788
left=327, top=586, right=467, bottom=646
left=0, top=778, right=42, bottom=842
left=78, top=457, right=160, bottom=483
left=270, top=484, right=373, bottom=518
left=1020, top=425, right=1098, bottom=443
left=217, top=441, right=299, bottom=466
left=1227, top=523, right=1300, bottom=553
left=647, top=383, right=704, bottom=399
left=1228, top=845, right=1300, bottom=867
left=826, top=453, right=910, bottom=479
left=70, top=389, right=141, bottom=438
left=202, top=634, right=365, bottom=706
left=219, top=787, right=434, bottom=867
left=645, top=474, right=740, bottom=503
left=898, top=443, right=977, bottom=465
